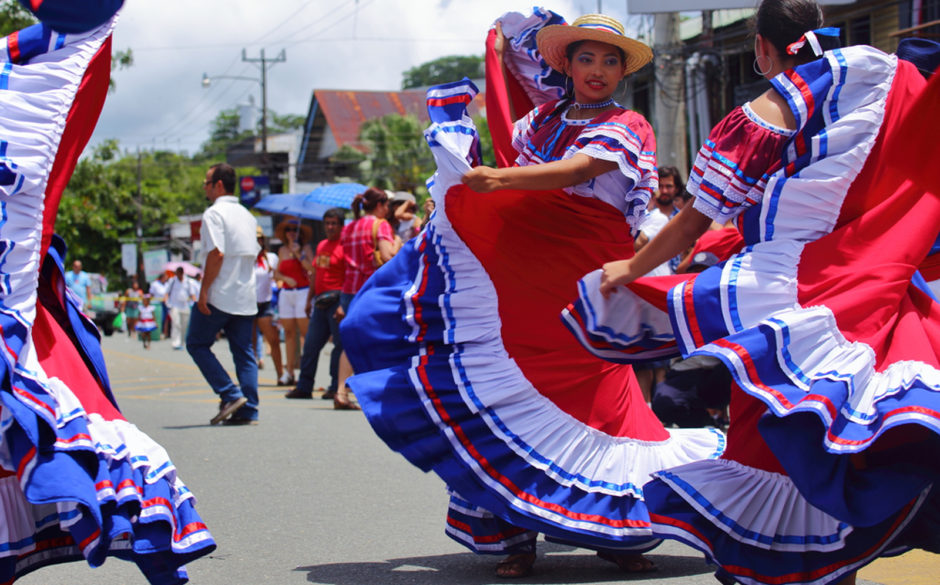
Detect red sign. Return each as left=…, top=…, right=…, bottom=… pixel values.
left=240, top=176, right=255, bottom=192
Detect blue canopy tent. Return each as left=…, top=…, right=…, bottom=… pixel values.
left=253, top=182, right=368, bottom=220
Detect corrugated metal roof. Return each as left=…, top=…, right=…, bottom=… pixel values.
left=314, top=88, right=484, bottom=150
left=297, top=88, right=485, bottom=182
left=315, top=89, right=428, bottom=151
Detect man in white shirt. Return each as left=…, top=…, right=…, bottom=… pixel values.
left=164, top=266, right=198, bottom=350
left=186, top=163, right=261, bottom=425
left=635, top=166, right=683, bottom=277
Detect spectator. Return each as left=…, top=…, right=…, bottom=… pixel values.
left=64, top=259, right=91, bottom=311
left=286, top=207, right=346, bottom=400
left=135, top=294, right=157, bottom=349
left=254, top=226, right=284, bottom=382
left=122, top=276, right=144, bottom=337
left=651, top=355, right=731, bottom=429
left=273, top=216, right=314, bottom=386
left=186, top=163, right=261, bottom=426
left=165, top=266, right=198, bottom=350
left=334, top=187, right=396, bottom=410
left=632, top=166, right=686, bottom=403
left=149, top=272, right=169, bottom=339
left=389, top=191, right=419, bottom=242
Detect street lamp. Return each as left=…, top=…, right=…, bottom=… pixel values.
left=201, top=48, right=285, bottom=186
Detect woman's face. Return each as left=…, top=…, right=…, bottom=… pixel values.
left=566, top=40, right=625, bottom=104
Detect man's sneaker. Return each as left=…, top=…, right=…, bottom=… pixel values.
left=210, top=396, right=248, bottom=425
left=284, top=388, right=313, bottom=399
left=222, top=417, right=258, bottom=426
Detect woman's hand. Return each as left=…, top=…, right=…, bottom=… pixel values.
left=599, top=259, right=638, bottom=298
left=461, top=166, right=504, bottom=193
left=493, top=22, right=506, bottom=55
left=283, top=276, right=297, bottom=288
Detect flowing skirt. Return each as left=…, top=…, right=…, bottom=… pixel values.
left=0, top=6, right=215, bottom=583
left=341, top=80, right=724, bottom=553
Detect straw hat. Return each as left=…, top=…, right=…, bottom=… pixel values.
left=536, top=14, right=653, bottom=77
left=274, top=217, right=313, bottom=242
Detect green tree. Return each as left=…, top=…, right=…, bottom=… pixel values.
left=57, top=142, right=209, bottom=286
left=269, top=112, right=305, bottom=134
left=402, top=55, right=484, bottom=89
left=110, top=48, right=133, bottom=93
left=197, top=108, right=253, bottom=161
left=358, top=113, right=435, bottom=197
left=197, top=108, right=303, bottom=162
left=0, top=0, right=35, bottom=36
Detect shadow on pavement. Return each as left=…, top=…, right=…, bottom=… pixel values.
left=298, top=542, right=712, bottom=585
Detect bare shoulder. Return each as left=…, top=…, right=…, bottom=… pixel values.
left=749, top=89, right=796, bottom=131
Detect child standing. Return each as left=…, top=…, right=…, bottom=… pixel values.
left=135, top=294, right=157, bottom=349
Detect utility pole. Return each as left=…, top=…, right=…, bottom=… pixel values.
left=136, top=147, right=143, bottom=281
left=241, top=48, right=286, bottom=190
left=652, top=12, right=688, bottom=174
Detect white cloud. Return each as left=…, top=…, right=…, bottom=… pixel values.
left=92, top=0, right=636, bottom=155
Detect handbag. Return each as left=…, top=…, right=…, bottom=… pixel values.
left=372, top=217, right=388, bottom=267
left=313, top=289, right=340, bottom=310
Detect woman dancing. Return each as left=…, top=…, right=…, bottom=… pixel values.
left=340, top=9, right=724, bottom=579
left=565, top=1, right=940, bottom=583
left=0, top=2, right=214, bottom=583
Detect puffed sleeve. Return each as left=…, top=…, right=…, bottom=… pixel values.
left=573, top=111, right=658, bottom=230
left=689, top=105, right=791, bottom=224
left=511, top=103, right=545, bottom=155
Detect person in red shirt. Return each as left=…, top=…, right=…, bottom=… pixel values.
left=274, top=217, right=315, bottom=386
left=332, top=187, right=397, bottom=409
left=286, top=208, right=347, bottom=399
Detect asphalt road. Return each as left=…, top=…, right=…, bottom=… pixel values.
left=15, top=331, right=934, bottom=584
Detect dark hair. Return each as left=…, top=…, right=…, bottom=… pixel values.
left=350, top=187, right=388, bottom=220
left=657, top=166, right=685, bottom=194
left=207, top=163, right=237, bottom=194
left=323, top=207, right=346, bottom=223
left=752, top=0, right=824, bottom=64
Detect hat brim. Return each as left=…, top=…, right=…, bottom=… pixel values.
left=274, top=218, right=313, bottom=243
left=536, top=24, right=652, bottom=77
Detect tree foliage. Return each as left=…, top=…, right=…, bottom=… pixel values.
left=196, top=108, right=304, bottom=162
left=197, top=108, right=253, bottom=161
left=0, top=0, right=35, bottom=36
left=357, top=113, right=435, bottom=197
left=402, top=54, right=484, bottom=89
left=58, top=142, right=209, bottom=287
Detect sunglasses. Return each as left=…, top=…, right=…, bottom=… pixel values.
left=203, top=179, right=217, bottom=187
left=284, top=227, right=298, bottom=232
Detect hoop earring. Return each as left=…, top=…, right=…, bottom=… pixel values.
left=753, top=55, right=774, bottom=76
left=564, top=75, right=573, bottom=98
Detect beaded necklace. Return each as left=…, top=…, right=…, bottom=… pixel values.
left=571, top=98, right=616, bottom=110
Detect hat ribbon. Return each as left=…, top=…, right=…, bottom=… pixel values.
left=786, top=27, right=840, bottom=57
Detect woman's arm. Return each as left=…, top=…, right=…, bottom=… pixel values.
left=274, top=247, right=298, bottom=288
left=299, top=244, right=315, bottom=274
left=462, top=153, right=618, bottom=193
left=600, top=204, right=713, bottom=296
left=377, top=239, right=396, bottom=263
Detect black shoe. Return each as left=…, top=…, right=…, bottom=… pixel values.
left=210, top=396, right=248, bottom=425
left=222, top=417, right=258, bottom=426
left=321, top=389, right=336, bottom=400
left=284, top=388, right=313, bottom=399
